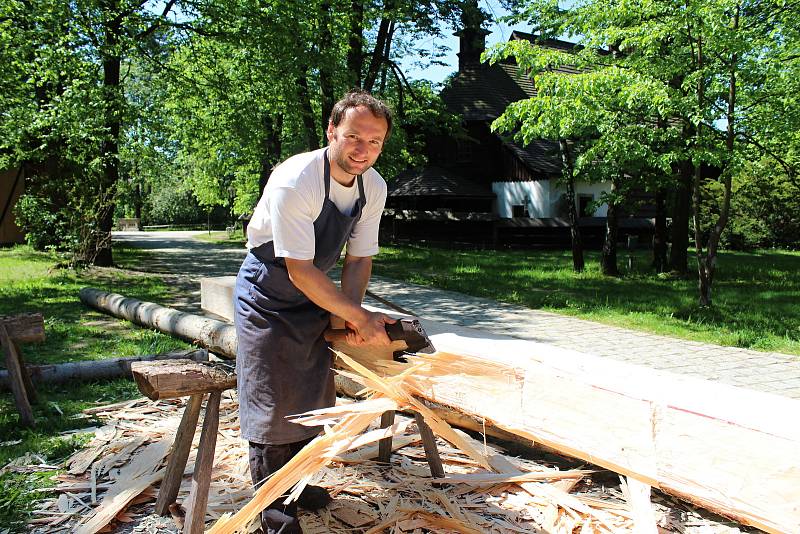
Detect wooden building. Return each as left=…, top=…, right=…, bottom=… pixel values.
left=384, top=28, right=654, bottom=248
left=0, top=167, right=26, bottom=246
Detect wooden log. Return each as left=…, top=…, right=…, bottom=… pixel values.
left=155, top=394, right=204, bottom=516
left=83, top=288, right=800, bottom=532
left=0, top=313, right=45, bottom=343
left=339, top=335, right=800, bottom=534
left=130, top=359, right=236, bottom=401
left=183, top=391, right=221, bottom=534
left=0, top=323, right=35, bottom=427
left=79, top=288, right=237, bottom=357
left=0, top=349, right=208, bottom=390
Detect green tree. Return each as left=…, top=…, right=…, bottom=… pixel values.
left=496, top=0, right=800, bottom=305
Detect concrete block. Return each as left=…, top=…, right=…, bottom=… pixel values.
left=200, top=276, right=237, bottom=322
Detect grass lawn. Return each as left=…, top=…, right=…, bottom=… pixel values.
left=0, top=245, right=190, bottom=529
left=373, top=244, right=800, bottom=356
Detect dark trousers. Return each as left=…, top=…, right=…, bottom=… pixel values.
left=248, top=438, right=313, bottom=533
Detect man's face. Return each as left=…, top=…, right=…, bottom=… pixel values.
left=326, top=105, right=388, bottom=181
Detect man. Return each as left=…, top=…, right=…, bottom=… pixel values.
left=234, top=90, right=395, bottom=533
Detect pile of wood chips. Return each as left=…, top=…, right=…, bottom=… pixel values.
left=20, top=387, right=747, bottom=534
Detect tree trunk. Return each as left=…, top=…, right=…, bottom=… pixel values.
left=93, top=1, right=123, bottom=267
left=601, top=180, right=620, bottom=276
left=692, top=35, right=711, bottom=306
left=364, top=17, right=392, bottom=92
left=669, top=159, right=692, bottom=274
left=79, top=288, right=238, bottom=357
left=259, top=113, right=283, bottom=195
left=652, top=187, right=668, bottom=273
left=378, top=21, right=395, bottom=94
left=559, top=139, right=584, bottom=272
left=319, top=1, right=335, bottom=130
left=346, top=0, right=364, bottom=88
left=696, top=12, right=738, bottom=307
left=296, top=75, right=320, bottom=151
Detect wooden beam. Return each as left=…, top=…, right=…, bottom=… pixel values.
left=337, top=332, right=800, bottom=534
left=0, top=313, right=45, bottom=343
left=130, top=360, right=236, bottom=401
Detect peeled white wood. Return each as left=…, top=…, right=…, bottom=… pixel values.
left=377, top=325, right=800, bottom=534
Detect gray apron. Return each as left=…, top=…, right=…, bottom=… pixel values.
left=234, top=150, right=367, bottom=445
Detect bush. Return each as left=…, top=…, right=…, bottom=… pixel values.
left=13, top=194, right=72, bottom=251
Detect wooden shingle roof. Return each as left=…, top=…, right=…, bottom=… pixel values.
left=388, top=167, right=495, bottom=198
left=502, top=138, right=562, bottom=176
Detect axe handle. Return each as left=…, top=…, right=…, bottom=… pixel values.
left=323, top=328, right=352, bottom=344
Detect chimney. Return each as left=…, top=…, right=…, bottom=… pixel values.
left=454, top=1, right=490, bottom=72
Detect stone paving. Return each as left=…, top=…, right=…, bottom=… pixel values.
left=113, top=231, right=800, bottom=400
left=365, top=276, right=800, bottom=399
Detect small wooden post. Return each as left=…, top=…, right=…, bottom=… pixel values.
left=183, top=390, right=222, bottom=534
left=377, top=410, right=396, bottom=463
left=414, top=412, right=445, bottom=479
left=0, top=313, right=44, bottom=428
left=155, top=393, right=205, bottom=516
left=0, top=323, right=35, bottom=427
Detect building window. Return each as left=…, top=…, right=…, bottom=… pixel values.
left=578, top=194, right=594, bottom=217
left=512, top=204, right=529, bottom=218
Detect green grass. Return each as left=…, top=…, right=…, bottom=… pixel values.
left=0, top=246, right=191, bottom=365
left=193, top=230, right=247, bottom=247
left=0, top=245, right=190, bottom=528
left=373, top=244, right=800, bottom=355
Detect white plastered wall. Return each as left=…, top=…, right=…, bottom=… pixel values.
left=492, top=181, right=550, bottom=218
left=493, top=180, right=611, bottom=218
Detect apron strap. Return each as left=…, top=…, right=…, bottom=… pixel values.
left=324, top=149, right=331, bottom=198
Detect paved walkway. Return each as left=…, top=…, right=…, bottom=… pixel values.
left=113, top=231, right=800, bottom=400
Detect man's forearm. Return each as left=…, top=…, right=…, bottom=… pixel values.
left=285, top=258, right=367, bottom=325
left=286, top=256, right=392, bottom=345
left=341, top=254, right=372, bottom=305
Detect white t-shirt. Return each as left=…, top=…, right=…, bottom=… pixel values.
left=246, top=148, right=387, bottom=259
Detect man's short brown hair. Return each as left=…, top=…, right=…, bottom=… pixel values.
left=329, top=90, right=393, bottom=141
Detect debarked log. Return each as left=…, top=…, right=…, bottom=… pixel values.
left=79, top=288, right=237, bottom=357
left=0, top=349, right=208, bottom=390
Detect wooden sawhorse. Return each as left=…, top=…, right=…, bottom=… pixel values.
left=131, top=358, right=236, bottom=534
left=1, top=313, right=45, bottom=427
left=131, top=359, right=446, bottom=532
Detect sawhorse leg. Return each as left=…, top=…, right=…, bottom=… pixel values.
left=183, top=391, right=222, bottom=534
left=0, top=324, right=35, bottom=427
left=377, top=410, right=444, bottom=479
left=155, top=394, right=204, bottom=515
left=378, top=410, right=395, bottom=463
left=414, top=412, right=444, bottom=479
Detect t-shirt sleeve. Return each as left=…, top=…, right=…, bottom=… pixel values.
left=346, top=179, right=387, bottom=257
left=270, top=186, right=316, bottom=260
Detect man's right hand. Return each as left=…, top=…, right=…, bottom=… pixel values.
left=348, top=311, right=395, bottom=346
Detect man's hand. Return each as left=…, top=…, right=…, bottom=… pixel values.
left=347, top=312, right=396, bottom=346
